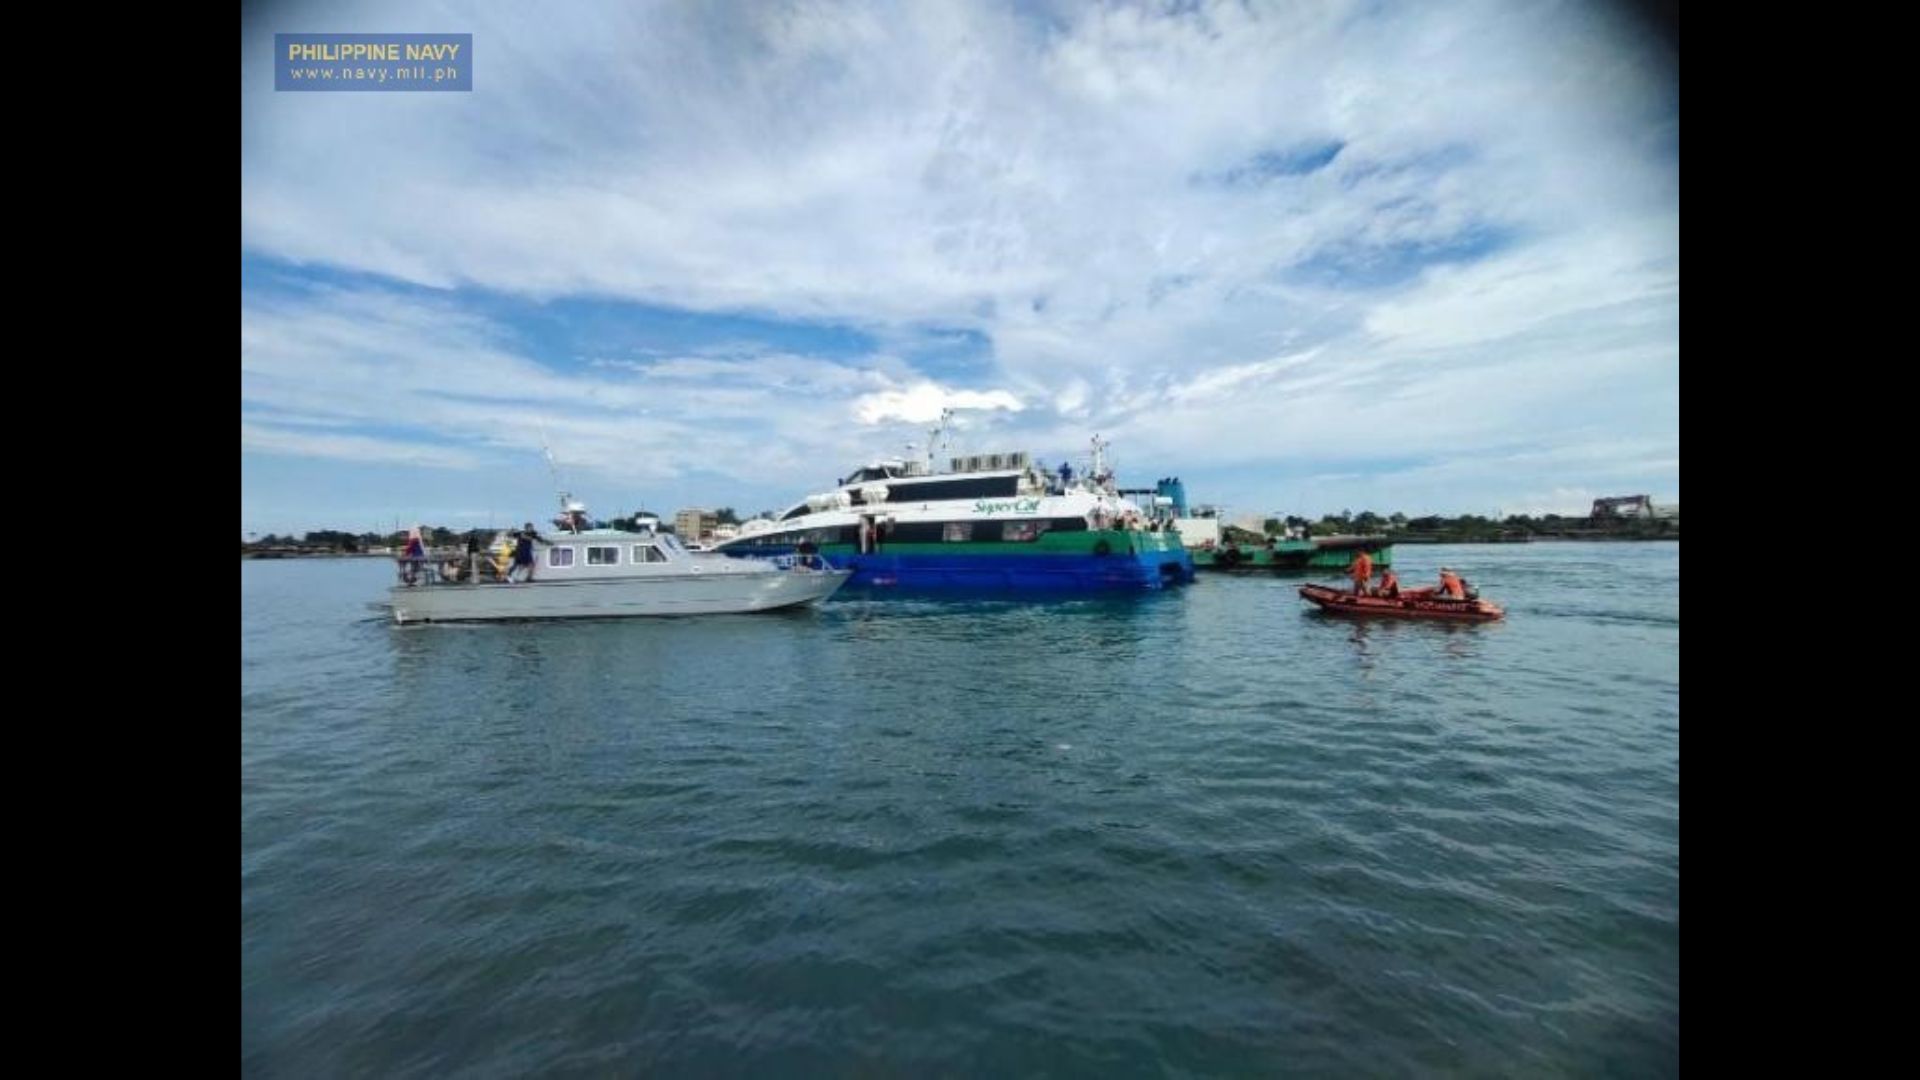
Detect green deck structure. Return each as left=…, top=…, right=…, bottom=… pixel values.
left=1190, top=535, right=1393, bottom=573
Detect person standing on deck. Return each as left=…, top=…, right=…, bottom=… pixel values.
left=1349, top=548, right=1374, bottom=596
left=510, top=523, right=546, bottom=583
left=400, top=527, right=426, bottom=584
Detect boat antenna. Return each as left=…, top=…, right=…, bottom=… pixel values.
left=926, top=407, right=953, bottom=473
left=1089, top=433, right=1111, bottom=485
left=539, top=424, right=570, bottom=511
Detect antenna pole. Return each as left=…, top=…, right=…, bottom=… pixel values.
left=926, top=408, right=952, bottom=473
left=539, top=424, right=569, bottom=510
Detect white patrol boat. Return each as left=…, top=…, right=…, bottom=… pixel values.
left=385, top=498, right=849, bottom=624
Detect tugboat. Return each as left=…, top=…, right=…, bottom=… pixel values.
left=1166, top=497, right=1393, bottom=574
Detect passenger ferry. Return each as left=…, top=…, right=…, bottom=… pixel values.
left=713, top=422, right=1195, bottom=592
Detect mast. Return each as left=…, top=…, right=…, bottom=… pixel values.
left=540, top=428, right=589, bottom=533
left=1089, top=433, right=1111, bottom=486
left=540, top=429, right=569, bottom=512
left=925, top=407, right=953, bottom=473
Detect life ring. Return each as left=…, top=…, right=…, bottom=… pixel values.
left=1092, top=539, right=1112, bottom=556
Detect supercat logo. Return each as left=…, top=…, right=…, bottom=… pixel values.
left=973, top=498, right=1041, bottom=514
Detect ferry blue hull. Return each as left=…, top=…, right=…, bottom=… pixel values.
left=724, top=548, right=1196, bottom=592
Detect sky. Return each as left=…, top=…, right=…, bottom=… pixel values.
left=241, top=0, right=1677, bottom=537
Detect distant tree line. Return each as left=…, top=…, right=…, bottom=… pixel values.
left=1252, top=510, right=1676, bottom=542
left=248, top=522, right=679, bottom=553
left=241, top=527, right=498, bottom=556
left=246, top=505, right=1675, bottom=556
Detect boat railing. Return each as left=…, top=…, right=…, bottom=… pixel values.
left=770, top=553, right=830, bottom=572
left=394, top=555, right=513, bottom=587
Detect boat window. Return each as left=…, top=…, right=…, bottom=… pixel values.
left=632, top=544, right=669, bottom=563
left=587, top=546, right=620, bottom=565
left=548, top=547, right=575, bottom=568
left=658, top=534, right=686, bottom=555
left=1002, top=521, right=1048, bottom=542
left=878, top=476, right=1019, bottom=502
left=942, top=522, right=972, bottom=542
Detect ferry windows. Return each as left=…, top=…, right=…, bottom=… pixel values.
left=631, top=544, right=668, bottom=563
left=1002, top=521, right=1048, bottom=542
left=883, top=523, right=930, bottom=543
left=942, top=522, right=973, bottom=542
left=887, top=477, right=1018, bottom=502
left=548, top=547, right=576, bottom=568
left=588, top=546, right=620, bottom=566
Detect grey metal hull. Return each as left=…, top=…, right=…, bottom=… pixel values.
left=388, top=568, right=849, bottom=623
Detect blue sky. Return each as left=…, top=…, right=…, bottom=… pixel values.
left=241, top=0, right=1678, bottom=537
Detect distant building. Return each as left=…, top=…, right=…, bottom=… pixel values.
left=1170, top=517, right=1221, bottom=548
left=1591, top=495, right=1655, bottom=519
left=1590, top=495, right=1676, bottom=526
left=675, top=508, right=719, bottom=541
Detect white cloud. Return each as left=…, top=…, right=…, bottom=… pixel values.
left=854, top=383, right=1024, bottom=424
left=240, top=287, right=1022, bottom=494
left=241, top=422, right=477, bottom=470
left=241, top=0, right=1676, bottom=524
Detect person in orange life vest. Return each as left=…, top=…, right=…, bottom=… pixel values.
left=1438, top=567, right=1466, bottom=599
left=1349, top=549, right=1374, bottom=595
left=1377, top=567, right=1400, bottom=598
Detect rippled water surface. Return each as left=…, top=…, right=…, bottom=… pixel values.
left=242, top=542, right=1678, bottom=1076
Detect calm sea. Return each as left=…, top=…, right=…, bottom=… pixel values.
left=242, top=542, right=1678, bottom=1076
